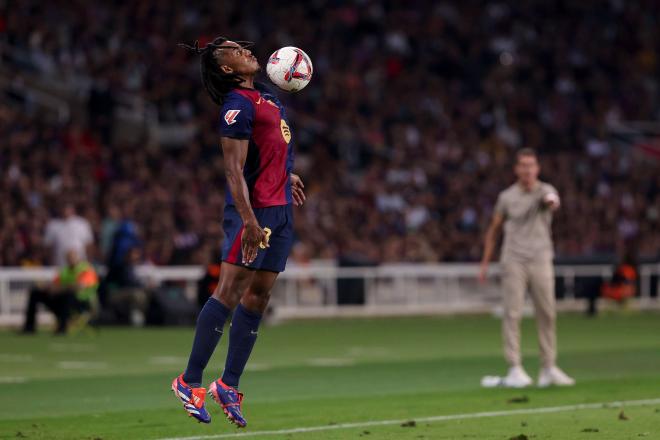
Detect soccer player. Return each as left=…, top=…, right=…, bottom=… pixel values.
left=172, top=37, right=306, bottom=427
left=479, top=148, right=575, bottom=388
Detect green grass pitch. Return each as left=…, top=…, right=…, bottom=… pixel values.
left=1, top=312, right=659, bottom=439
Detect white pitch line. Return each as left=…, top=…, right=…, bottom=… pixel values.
left=305, top=357, right=355, bottom=367
left=0, top=376, right=27, bottom=384
left=57, top=361, right=108, bottom=369
left=157, top=397, right=660, bottom=440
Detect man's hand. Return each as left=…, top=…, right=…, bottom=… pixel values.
left=543, top=193, right=560, bottom=211
left=290, top=173, right=306, bottom=207
left=478, top=262, right=489, bottom=284
left=241, top=221, right=268, bottom=265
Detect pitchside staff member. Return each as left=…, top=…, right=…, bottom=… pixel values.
left=479, top=148, right=575, bottom=388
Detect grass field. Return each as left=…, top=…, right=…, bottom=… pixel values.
left=1, top=312, right=659, bottom=440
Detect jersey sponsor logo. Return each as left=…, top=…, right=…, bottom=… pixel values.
left=224, top=109, right=241, bottom=125
left=280, top=120, right=291, bottom=143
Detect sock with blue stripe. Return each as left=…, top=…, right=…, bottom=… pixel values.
left=183, top=297, right=230, bottom=386
left=221, top=303, right=262, bottom=388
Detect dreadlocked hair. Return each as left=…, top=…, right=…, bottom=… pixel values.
left=178, top=37, right=254, bottom=106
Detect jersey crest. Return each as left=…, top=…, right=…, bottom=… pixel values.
left=280, top=120, right=291, bottom=143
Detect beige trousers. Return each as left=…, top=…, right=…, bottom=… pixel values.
left=501, top=259, right=556, bottom=368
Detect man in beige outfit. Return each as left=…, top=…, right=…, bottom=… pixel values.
left=479, top=148, right=575, bottom=388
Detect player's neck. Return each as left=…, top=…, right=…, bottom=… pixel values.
left=237, top=75, right=255, bottom=89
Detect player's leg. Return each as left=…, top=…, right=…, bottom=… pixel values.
left=528, top=260, right=574, bottom=386
left=501, top=260, right=532, bottom=387
left=173, top=263, right=254, bottom=423
left=183, top=264, right=254, bottom=386
left=223, top=269, right=277, bottom=387
left=210, top=206, right=291, bottom=427
left=221, top=208, right=289, bottom=388
left=209, top=270, right=277, bottom=427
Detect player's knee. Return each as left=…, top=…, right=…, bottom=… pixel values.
left=242, top=288, right=271, bottom=312
left=246, top=287, right=271, bottom=303
left=213, top=284, right=241, bottom=309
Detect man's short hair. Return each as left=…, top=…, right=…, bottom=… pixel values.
left=516, top=148, right=537, bottom=162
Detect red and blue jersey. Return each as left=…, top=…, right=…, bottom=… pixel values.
left=219, top=86, right=294, bottom=208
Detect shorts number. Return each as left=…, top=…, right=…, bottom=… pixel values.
left=259, top=227, right=272, bottom=249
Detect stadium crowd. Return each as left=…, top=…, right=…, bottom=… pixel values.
left=1, top=0, right=659, bottom=266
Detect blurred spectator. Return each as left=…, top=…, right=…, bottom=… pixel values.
left=43, top=203, right=94, bottom=266
left=22, top=249, right=98, bottom=334
left=99, top=210, right=142, bottom=308
left=102, top=246, right=149, bottom=325
left=100, top=204, right=122, bottom=261
left=106, top=217, right=141, bottom=274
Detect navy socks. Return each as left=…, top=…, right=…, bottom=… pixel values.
left=182, top=299, right=262, bottom=389
left=183, top=297, right=230, bottom=386
left=222, top=303, right=263, bottom=388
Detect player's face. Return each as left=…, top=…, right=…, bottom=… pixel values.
left=216, top=41, right=260, bottom=76
left=515, top=155, right=539, bottom=186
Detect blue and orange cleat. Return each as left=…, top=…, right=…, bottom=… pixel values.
left=171, top=374, right=211, bottom=424
left=209, top=378, right=247, bottom=427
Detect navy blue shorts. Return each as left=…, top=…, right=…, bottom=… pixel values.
left=221, top=204, right=294, bottom=273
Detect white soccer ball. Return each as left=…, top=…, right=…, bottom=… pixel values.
left=266, top=46, right=313, bottom=93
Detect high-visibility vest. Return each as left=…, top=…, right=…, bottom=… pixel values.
left=54, top=261, right=99, bottom=302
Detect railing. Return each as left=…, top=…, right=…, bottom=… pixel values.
left=1, top=263, right=658, bottom=325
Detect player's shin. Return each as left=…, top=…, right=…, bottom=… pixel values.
left=221, top=303, right=262, bottom=387
left=183, top=297, right=231, bottom=386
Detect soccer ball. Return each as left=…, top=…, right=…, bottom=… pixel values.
left=266, top=47, right=313, bottom=93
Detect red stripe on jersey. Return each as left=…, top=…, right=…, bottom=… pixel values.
left=226, top=225, right=245, bottom=264
left=234, top=88, right=290, bottom=207
left=252, top=155, right=288, bottom=207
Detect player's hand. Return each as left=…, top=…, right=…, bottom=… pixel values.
left=478, top=262, right=489, bottom=284
left=290, top=173, right=306, bottom=207
left=241, top=221, right=268, bottom=265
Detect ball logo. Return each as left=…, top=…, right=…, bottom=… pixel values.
left=268, top=50, right=280, bottom=65
left=284, top=49, right=312, bottom=82
left=224, top=110, right=241, bottom=125
left=280, top=120, right=291, bottom=143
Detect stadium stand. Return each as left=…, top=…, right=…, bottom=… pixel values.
left=1, top=1, right=659, bottom=266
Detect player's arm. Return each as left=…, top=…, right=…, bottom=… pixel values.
left=286, top=139, right=305, bottom=206
left=221, top=136, right=268, bottom=265
left=479, top=212, right=504, bottom=283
